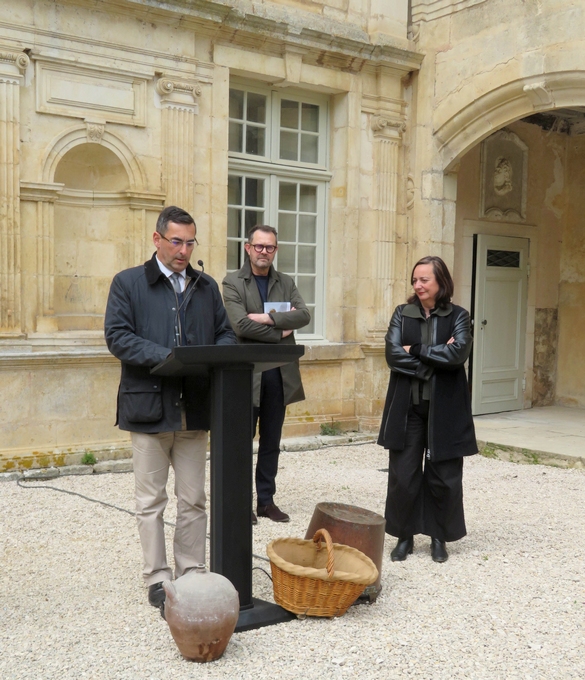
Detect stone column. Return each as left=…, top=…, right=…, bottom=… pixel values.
left=0, top=51, right=29, bottom=333
left=370, top=115, right=405, bottom=337
left=20, top=183, right=64, bottom=332
left=156, top=76, right=201, bottom=214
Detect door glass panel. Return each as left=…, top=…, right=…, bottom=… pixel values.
left=278, top=213, right=296, bottom=242
left=487, top=250, right=520, bottom=268
left=299, top=215, right=316, bottom=243
left=227, top=208, right=240, bottom=238
left=299, top=185, right=317, bottom=212
left=278, top=244, right=295, bottom=273
left=246, top=126, right=265, bottom=156
left=227, top=175, right=241, bottom=204
left=245, top=178, right=264, bottom=207
left=229, top=122, right=243, bottom=153
left=229, top=89, right=244, bottom=118
left=301, top=103, right=319, bottom=132
left=298, top=246, right=316, bottom=273
left=297, top=276, right=315, bottom=304
left=279, top=183, right=297, bottom=211
left=227, top=240, right=239, bottom=270
left=247, top=92, right=266, bottom=123
left=280, top=131, right=297, bottom=161
left=300, top=134, right=318, bottom=163
left=281, top=100, right=299, bottom=129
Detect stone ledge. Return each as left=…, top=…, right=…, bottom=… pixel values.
left=478, top=441, right=585, bottom=470
left=1, top=433, right=377, bottom=481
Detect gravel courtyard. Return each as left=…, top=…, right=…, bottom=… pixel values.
left=1, top=443, right=584, bottom=680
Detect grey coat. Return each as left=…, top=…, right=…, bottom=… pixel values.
left=222, top=260, right=310, bottom=407
left=104, top=253, right=236, bottom=433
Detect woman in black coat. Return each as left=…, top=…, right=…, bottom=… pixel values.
left=378, top=256, right=477, bottom=563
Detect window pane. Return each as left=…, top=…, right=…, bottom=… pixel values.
left=299, top=185, right=317, bottom=213
left=246, top=125, right=265, bottom=156
left=227, top=208, right=240, bottom=238
left=244, top=209, right=263, bottom=234
left=229, top=89, right=244, bottom=119
left=245, top=178, right=264, bottom=207
left=278, top=213, right=296, bottom=242
left=303, top=315, right=315, bottom=334
left=280, top=130, right=298, bottom=161
left=301, top=103, right=319, bottom=132
left=297, top=276, right=315, bottom=304
left=227, top=240, right=240, bottom=270
left=247, top=92, right=266, bottom=123
left=229, top=122, right=243, bottom=153
left=278, top=244, right=295, bottom=273
left=299, top=215, right=316, bottom=243
left=227, top=175, right=242, bottom=205
left=281, top=100, right=299, bottom=129
left=279, top=183, right=297, bottom=211
left=300, top=134, right=318, bottom=163
left=298, top=246, right=316, bottom=273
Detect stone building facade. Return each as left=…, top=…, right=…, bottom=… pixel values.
left=1, top=0, right=584, bottom=471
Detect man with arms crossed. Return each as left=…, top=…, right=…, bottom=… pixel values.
left=222, top=225, right=310, bottom=523
left=105, top=205, right=236, bottom=612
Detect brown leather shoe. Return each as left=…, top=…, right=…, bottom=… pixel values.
left=257, top=503, right=290, bottom=523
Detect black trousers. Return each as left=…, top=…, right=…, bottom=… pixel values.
left=253, top=368, right=286, bottom=506
left=384, top=402, right=466, bottom=542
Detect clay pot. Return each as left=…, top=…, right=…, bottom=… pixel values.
left=163, top=564, right=239, bottom=662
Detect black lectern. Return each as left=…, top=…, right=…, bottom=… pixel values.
left=151, top=344, right=304, bottom=631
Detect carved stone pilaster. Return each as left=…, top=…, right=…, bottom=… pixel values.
left=20, top=182, right=65, bottom=332
left=161, top=105, right=197, bottom=213
left=371, top=135, right=402, bottom=333
left=0, top=53, right=28, bottom=332
left=371, top=115, right=406, bottom=139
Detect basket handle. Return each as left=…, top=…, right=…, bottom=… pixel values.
left=312, top=528, right=335, bottom=579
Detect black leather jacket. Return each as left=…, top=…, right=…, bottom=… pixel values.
left=378, top=303, right=478, bottom=462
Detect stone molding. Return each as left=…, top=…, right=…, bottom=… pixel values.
left=371, top=115, right=406, bottom=139
left=411, top=0, right=488, bottom=23
left=33, top=54, right=148, bottom=126
left=434, top=72, right=585, bottom=170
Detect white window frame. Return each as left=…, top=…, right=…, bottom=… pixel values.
left=228, top=81, right=330, bottom=340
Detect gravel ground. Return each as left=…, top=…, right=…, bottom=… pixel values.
left=1, top=443, right=584, bottom=679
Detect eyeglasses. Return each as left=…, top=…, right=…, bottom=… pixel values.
left=249, top=244, right=277, bottom=254
left=160, top=234, right=198, bottom=248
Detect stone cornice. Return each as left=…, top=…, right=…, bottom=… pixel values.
left=62, top=0, right=423, bottom=73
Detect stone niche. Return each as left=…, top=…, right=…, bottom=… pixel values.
left=53, top=143, right=132, bottom=330
left=480, top=129, right=528, bottom=222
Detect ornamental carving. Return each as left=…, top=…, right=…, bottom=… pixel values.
left=0, top=51, right=30, bottom=72
left=371, top=115, right=406, bottom=139
left=156, top=77, right=202, bottom=102
left=86, top=121, right=105, bottom=143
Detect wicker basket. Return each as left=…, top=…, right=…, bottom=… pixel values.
left=266, top=528, right=379, bottom=617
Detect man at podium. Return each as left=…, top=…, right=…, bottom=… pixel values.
left=104, top=206, right=236, bottom=613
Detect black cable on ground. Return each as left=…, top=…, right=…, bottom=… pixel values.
left=16, top=478, right=271, bottom=562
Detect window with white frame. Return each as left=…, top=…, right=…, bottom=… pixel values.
left=227, top=83, right=330, bottom=338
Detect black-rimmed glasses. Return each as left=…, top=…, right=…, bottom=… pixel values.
left=160, top=234, right=198, bottom=248
left=250, top=244, right=277, bottom=254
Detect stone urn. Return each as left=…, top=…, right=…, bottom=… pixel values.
left=162, top=564, right=240, bottom=662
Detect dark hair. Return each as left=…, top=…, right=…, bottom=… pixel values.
left=156, top=206, right=195, bottom=235
left=247, top=224, right=278, bottom=243
left=407, top=255, right=454, bottom=309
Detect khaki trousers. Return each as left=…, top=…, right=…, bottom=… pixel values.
left=131, top=430, right=207, bottom=586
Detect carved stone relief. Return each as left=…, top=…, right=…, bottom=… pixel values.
left=480, top=129, right=528, bottom=222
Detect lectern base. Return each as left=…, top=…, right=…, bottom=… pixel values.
left=235, top=598, right=295, bottom=632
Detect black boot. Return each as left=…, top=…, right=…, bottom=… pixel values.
left=431, top=538, right=448, bottom=563
left=391, top=536, right=414, bottom=562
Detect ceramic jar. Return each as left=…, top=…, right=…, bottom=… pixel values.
left=163, top=564, right=239, bottom=662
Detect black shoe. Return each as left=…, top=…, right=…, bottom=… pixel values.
left=431, top=538, right=448, bottom=563
left=252, top=511, right=258, bottom=525
left=148, top=582, right=166, bottom=608
left=391, top=536, right=413, bottom=562
left=257, top=503, right=290, bottom=523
